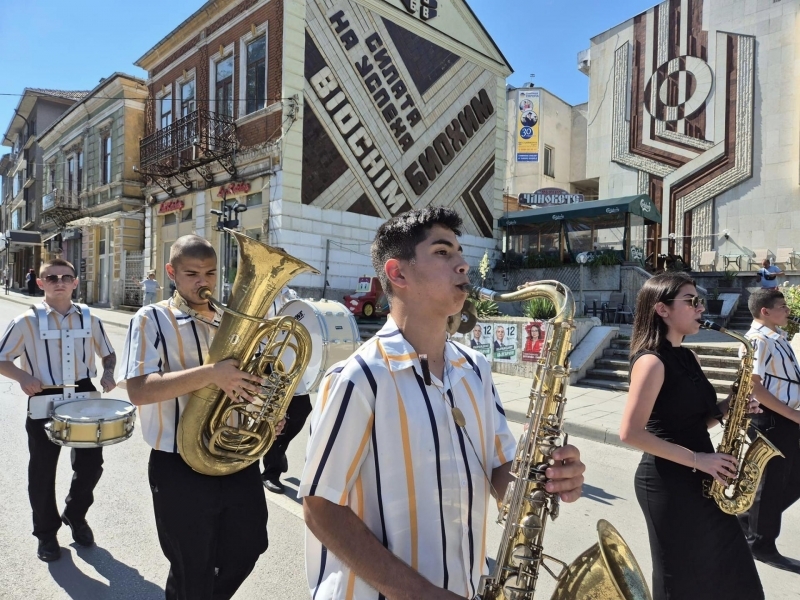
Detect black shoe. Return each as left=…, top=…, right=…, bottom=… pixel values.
left=263, top=477, right=285, bottom=494
left=37, top=538, right=61, bottom=562
left=61, top=514, right=94, bottom=547
left=752, top=551, right=800, bottom=574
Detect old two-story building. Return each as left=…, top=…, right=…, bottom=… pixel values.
left=583, top=0, right=800, bottom=271
left=1, top=89, right=88, bottom=290
left=37, top=74, right=148, bottom=307
left=135, top=0, right=512, bottom=300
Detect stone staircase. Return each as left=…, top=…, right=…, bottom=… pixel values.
left=577, top=338, right=739, bottom=401
left=727, top=303, right=753, bottom=332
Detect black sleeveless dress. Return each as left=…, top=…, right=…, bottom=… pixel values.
left=632, top=345, right=764, bottom=600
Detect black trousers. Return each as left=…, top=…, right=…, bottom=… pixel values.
left=261, top=393, right=312, bottom=480
left=148, top=450, right=269, bottom=600
left=742, top=409, right=800, bottom=555
left=27, top=379, right=103, bottom=541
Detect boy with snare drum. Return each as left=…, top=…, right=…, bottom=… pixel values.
left=0, top=258, right=116, bottom=562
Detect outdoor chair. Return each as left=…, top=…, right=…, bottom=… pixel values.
left=583, top=292, right=604, bottom=322
left=775, top=247, right=796, bottom=271
left=748, top=248, right=773, bottom=270
left=698, top=251, right=717, bottom=272
left=607, top=292, right=634, bottom=324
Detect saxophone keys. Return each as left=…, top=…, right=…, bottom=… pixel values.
left=517, top=514, right=543, bottom=539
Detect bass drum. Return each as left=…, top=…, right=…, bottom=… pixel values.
left=278, top=299, right=361, bottom=393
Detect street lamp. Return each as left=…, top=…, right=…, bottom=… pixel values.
left=211, top=201, right=248, bottom=303
left=576, top=252, right=589, bottom=315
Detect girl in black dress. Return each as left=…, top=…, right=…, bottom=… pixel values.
left=619, top=272, right=764, bottom=600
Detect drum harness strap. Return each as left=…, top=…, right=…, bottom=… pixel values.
left=28, top=303, right=101, bottom=419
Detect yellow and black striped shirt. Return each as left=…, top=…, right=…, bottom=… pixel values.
left=299, top=317, right=517, bottom=600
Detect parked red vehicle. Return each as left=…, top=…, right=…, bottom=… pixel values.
left=343, top=276, right=389, bottom=318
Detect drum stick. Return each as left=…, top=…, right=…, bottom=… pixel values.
left=41, top=384, right=78, bottom=389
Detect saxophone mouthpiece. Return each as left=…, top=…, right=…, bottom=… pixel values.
left=699, top=319, right=723, bottom=332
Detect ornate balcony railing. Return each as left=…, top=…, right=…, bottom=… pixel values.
left=42, top=190, right=80, bottom=214
left=139, top=109, right=237, bottom=180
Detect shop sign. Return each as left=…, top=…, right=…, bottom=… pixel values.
left=640, top=198, right=652, bottom=213
left=217, top=182, right=251, bottom=200
left=158, top=199, right=185, bottom=215
left=519, top=188, right=584, bottom=206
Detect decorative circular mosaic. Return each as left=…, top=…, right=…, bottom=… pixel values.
left=644, top=55, right=713, bottom=123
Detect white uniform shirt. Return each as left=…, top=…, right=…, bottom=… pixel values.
left=741, top=320, right=800, bottom=409
left=299, top=317, right=517, bottom=600
left=118, top=297, right=222, bottom=452
left=0, top=302, right=114, bottom=385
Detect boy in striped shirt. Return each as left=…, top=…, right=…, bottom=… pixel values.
left=0, top=258, right=116, bottom=562
left=739, top=288, right=800, bottom=573
left=300, top=207, right=585, bottom=600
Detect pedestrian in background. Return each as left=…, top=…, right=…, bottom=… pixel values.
left=139, top=271, right=161, bottom=305
left=756, top=259, right=784, bottom=290
left=26, top=268, right=37, bottom=296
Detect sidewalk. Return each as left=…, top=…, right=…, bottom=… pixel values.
left=0, top=289, right=736, bottom=448
left=0, top=289, right=136, bottom=330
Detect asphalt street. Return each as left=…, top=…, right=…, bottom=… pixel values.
left=0, top=296, right=797, bottom=599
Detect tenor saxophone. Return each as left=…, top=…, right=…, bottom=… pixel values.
left=177, top=230, right=319, bottom=476
left=464, top=282, right=651, bottom=600
left=699, top=320, right=784, bottom=514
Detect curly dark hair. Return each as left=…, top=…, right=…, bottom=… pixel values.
left=371, top=207, right=463, bottom=298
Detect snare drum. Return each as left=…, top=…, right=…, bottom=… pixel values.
left=278, top=299, right=360, bottom=392
left=44, top=399, right=137, bottom=448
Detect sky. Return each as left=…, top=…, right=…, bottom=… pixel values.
left=0, top=0, right=657, bottom=155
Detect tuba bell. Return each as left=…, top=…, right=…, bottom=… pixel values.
left=177, top=230, right=319, bottom=476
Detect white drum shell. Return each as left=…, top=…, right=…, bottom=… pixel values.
left=278, top=299, right=360, bottom=392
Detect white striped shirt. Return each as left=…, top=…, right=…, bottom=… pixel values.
left=741, top=320, right=800, bottom=410
left=118, top=297, right=222, bottom=452
left=299, top=318, right=517, bottom=600
left=0, top=302, right=114, bottom=385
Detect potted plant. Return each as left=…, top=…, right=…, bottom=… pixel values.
left=706, top=288, right=724, bottom=315
left=720, top=269, right=737, bottom=289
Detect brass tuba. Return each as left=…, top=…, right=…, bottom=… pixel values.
left=466, top=282, right=651, bottom=600
left=177, top=230, right=319, bottom=476
left=699, top=320, right=784, bottom=514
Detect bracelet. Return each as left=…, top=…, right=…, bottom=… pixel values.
left=692, top=452, right=697, bottom=473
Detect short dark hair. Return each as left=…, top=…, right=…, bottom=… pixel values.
left=370, top=207, right=462, bottom=298
left=39, top=258, right=76, bottom=277
left=169, top=235, right=216, bottom=267
left=749, top=288, right=784, bottom=320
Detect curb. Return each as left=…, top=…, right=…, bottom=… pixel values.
left=503, top=405, right=630, bottom=450
left=0, top=293, right=133, bottom=331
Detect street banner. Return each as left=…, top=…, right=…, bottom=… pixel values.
left=522, top=320, right=548, bottom=362
left=493, top=322, right=519, bottom=363
left=468, top=323, right=493, bottom=360
left=516, top=90, right=540, bottom=162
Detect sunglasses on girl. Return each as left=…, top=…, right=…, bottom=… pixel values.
left=42, top=274, right=76, bottom=284
left=663, top=295, right=705, bottom=308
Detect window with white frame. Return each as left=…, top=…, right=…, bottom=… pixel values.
left=66, top=157, right=75, bottom=196
left=246, top=35, right=267, bottom=114
left=544, top=145, right=554, bottom=178
left=101, top=135, right=112, bottom=185
left=245, top=192, right=262, bottom=207
left=48, top=162, right=56, bottom=192
left=181, top=80, right=196, bottom=117
left=161, top=93, right=173, bottom=129
left=216, top=56, right=234, bottom=118
left=76, top=151, right=83, bottom=194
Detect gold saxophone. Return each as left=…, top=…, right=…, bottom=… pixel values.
left=177, top=230, right=319, bottom=476
left=699, top=320, right=784, bottom=514
left=465, top=282, right=651, bottom=600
